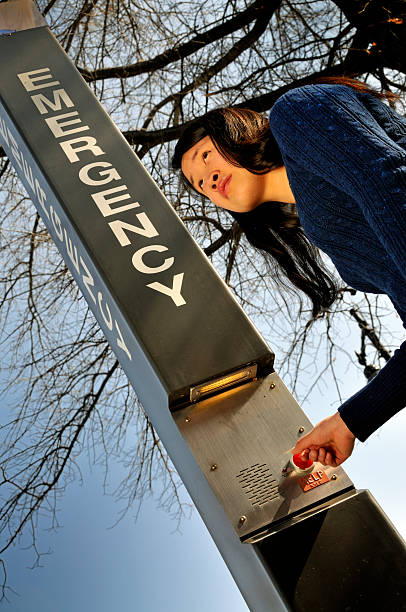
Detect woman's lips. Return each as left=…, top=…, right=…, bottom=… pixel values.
left=218, top=174, right=231, bottom=197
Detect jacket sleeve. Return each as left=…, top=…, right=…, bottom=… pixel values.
left=269, top=84, right=406, bottom=441
left=269, top=84, right=406, bottom=284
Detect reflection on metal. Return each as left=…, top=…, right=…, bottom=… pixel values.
left=245, top=489, right=358, bottom=545
left=175, top=372, right=354, bottom=540
left=256, top=490, right=406, bottom=609
left=189, top=364, right=257, bottom=403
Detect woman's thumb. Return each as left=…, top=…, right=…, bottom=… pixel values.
left=288, top=430, right=313, bottom=455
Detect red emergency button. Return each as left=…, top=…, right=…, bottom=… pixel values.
left=292, top=452, right=313, bottom=471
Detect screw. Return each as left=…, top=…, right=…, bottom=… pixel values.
left=184, top=416, right=191, bottom=423
left=210, top=464, right=218, bottom=471
left=331, top=474, right=337, bottom=480
left=298, top=426, right=305, bottom=434
left=238, top=516, right=247, bottom=528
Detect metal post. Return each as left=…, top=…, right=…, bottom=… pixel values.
left=0, top=0, right=45, bottom=31
left=0, top=23, right=406, bottom=611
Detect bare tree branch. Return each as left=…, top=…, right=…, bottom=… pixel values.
left=78, top=0, right=271, bottom=82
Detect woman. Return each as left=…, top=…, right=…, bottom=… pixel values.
left=172, top=77, right=406, bottom=468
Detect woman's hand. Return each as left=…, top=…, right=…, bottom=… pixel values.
left=289, top=412, right=356, bottom=467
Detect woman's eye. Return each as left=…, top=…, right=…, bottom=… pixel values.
left=202, top=151, right=209, bottom=161
left=198, top=179, right=203, bottom=189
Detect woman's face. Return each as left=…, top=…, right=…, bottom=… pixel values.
left=181, top=136, right=268, bottom=213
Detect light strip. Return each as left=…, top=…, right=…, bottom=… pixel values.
left=190, top=365, right=257, bottom=402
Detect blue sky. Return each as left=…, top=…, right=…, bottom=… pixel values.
left=3, top=452, right=249, bottom=612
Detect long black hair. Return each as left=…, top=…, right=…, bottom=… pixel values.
left=172, top=77, right=398, bottom=317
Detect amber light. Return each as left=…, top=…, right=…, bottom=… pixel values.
left=189, top=365, right=257, bottom=402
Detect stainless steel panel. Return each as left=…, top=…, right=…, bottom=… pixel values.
left=175, top=372, right=353, bottom=539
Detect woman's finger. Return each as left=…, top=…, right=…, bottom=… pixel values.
left=317, top=447, right=326, bottom=464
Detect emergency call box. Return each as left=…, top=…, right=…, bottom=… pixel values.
left=175, top=372, right=354, bottom=541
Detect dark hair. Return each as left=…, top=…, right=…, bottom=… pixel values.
left=172, top=77, right=398, bottom=317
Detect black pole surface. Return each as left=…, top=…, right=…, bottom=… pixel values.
left=256, top=490, right=406, bottom=611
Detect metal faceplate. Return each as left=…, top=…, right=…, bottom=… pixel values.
left=174, top=372, right=353, bottom=540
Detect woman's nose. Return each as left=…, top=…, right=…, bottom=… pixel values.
left=210, top=172, right=219, bottom=190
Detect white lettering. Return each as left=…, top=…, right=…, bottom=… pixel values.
left=60, top=136, right=105, bottom=163
left=132, top=245, right=174, bottom=274
left=35, top=179, right=50, bottom=220
left=64, top=228, right=80, bottom=274
left=115, top=320, right=132, bottom=361
left=14, top=69, right=187, bottom=333
left=21, top=156, right=35, bottom=191
left=97, top=291, right=113, bottom=331
left=31, top=88, right=74, bottom=115
left=45, top=111, right=89, bottom=138
left=17, top=68, right=60, bottom=92
left=79, top=162, right=121, bottom=186
left=147, top=273, right=186, bottom=306
left=50, top=205, right=63, bottom=241
left=80, top=257, right=96, bottom=304
left=8, top=130, right=22, bottom=170
left=0, top=115, right=9, bottom=146
left=91, top=185, right=140, bottom=217
left=108, top=213, right=158, bottom=247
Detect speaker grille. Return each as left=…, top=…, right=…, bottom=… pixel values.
left=237, top=463, right=279, bottom=506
